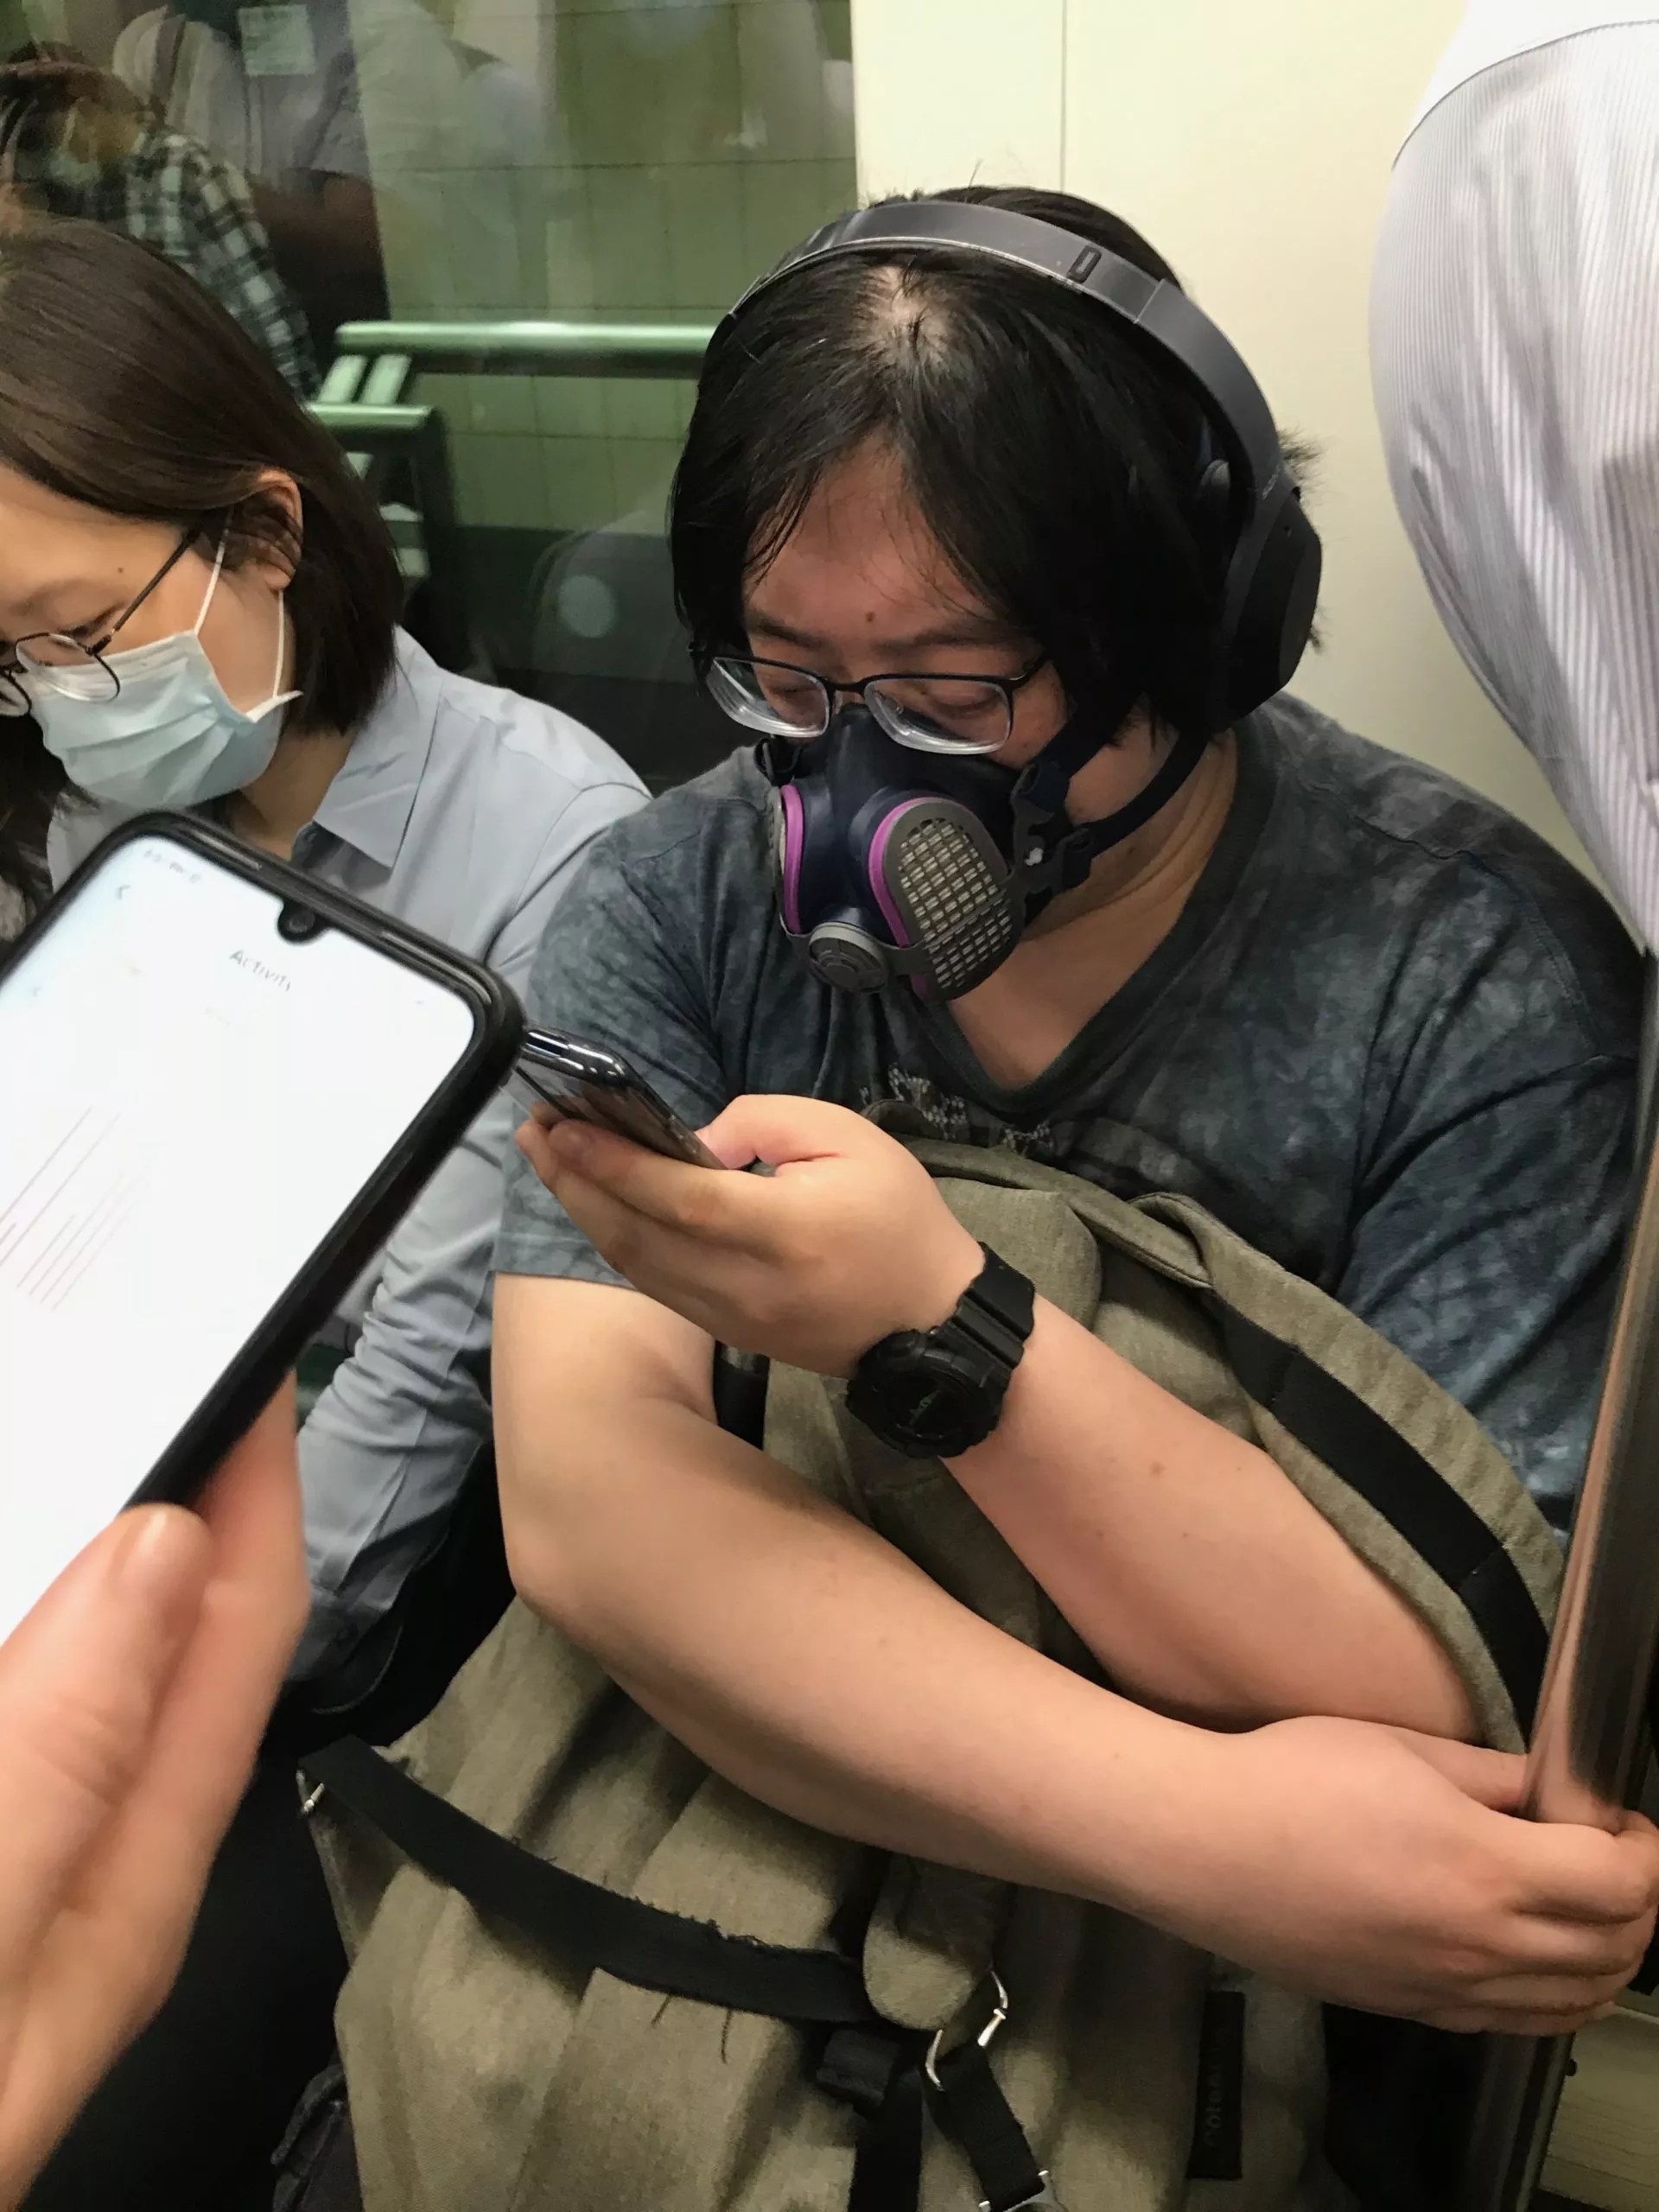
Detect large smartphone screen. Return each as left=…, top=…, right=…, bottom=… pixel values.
left=0, top=831, right=478, bottom=1644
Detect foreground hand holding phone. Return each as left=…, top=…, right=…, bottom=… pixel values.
left=0, top=817, right=522, bottom=1649
left=0, top=1392, right=305, bottom=2210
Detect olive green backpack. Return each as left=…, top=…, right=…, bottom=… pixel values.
left=301, top=1140, right=1562, bottom=2212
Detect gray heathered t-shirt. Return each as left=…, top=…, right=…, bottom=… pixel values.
left=497, top=694, right=1642, bottom=1535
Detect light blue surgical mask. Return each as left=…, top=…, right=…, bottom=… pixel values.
left=26, top=541, right=300, bottom=810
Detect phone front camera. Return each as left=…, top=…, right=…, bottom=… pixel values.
left=276, top=901, right=325, bottom=944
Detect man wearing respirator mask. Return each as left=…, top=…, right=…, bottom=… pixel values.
left=486, top=185, right=1655, bottom=2075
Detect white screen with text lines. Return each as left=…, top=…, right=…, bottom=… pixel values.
left=0, top=834, right=476, bottom=1646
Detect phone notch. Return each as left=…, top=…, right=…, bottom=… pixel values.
left=276, top=900, right=327, bottom=944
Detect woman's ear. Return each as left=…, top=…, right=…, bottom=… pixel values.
left=240, top=469, right=303, bottom=590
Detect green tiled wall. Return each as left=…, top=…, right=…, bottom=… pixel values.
left=369, top=0, right=855, bottom=533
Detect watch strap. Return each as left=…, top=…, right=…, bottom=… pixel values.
left=953, top=1243, right=1036, bottom=1368
left=845, top=1244, right=1035, bottom=1459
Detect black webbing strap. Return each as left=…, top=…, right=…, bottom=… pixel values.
left=822, top=2029, right=928, bottom=2212
left=821, top=2027, right=1052, bottom=2212
left=305, top=1739, right=1054, bottom=2209
left=1201, top=1294, right=1549, bottom=1729
left=711, top=1344, right=772, bottom=1451
left=849, top=2063, right=926, bottom=2212
left=928, top=2041, right=1054, bottom=2210
left=303, top=1735, right=873, bottom=2025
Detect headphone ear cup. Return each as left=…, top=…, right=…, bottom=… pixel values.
left=1196, top=457, right=1233, bottom=541
left=1216, top=490, right=1322, bottom=725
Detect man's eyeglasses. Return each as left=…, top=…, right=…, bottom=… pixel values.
left=700, top=649, right=1048, bottom=757
left=0, top=529, right=199, bottom=718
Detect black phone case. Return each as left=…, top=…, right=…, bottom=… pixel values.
left=516, top=1027, right=722, bottom=1167
left=2, top=810, right=525, bottom=1514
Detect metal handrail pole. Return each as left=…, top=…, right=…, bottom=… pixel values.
left=330, top=319, right=716, bottom=379
left=1457, top=963, right=1659, bottom=2209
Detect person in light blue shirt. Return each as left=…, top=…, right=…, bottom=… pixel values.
left=0, top=221, right=646, bottom=1688
left=0, top=221, right=644, bottom=2206
left=48, top=632, right=644, bottom=1679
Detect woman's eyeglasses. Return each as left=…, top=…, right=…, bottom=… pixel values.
left=701, top=649, right=1048, bottom=757
left=0, top=528, right=198, bottom=718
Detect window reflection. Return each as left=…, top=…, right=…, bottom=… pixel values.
left=0, top=0, right=855, bottom=792
left=111, top=0, right=385, bottom=351
left=0, top=43, right=315, bottom=385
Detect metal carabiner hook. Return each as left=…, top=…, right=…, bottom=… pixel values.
left=923, top=1969, right=1009, bottom=2091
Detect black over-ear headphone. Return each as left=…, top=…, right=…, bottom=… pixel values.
left=712, top=199, right=1322, bottom=730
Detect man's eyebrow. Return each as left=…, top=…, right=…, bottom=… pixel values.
left=742, top=606, right=1026, bottom=656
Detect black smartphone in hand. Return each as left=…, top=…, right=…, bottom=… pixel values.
left=0, top=813, right=524, bottom=1649
left=511, top=1027, right=724, bottom=1169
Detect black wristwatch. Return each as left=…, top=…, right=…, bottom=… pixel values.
left=844, top=1244, right=1035, bottom=1459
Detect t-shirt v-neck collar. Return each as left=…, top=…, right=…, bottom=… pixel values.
left=913, top=712, right=1279, bottom=1123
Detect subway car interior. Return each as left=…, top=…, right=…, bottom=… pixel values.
left=0, top=3, right=1656, bottom=2210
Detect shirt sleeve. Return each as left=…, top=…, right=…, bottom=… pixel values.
left=309, top=83, right=371, bottom=182
left=304, top=18, right=372, bottom=181
left=338, top=0, right=457, bottom=175
left=111, top=13, right=159, bottom=99
left=290, top=777, right=647, bottom=1677
left=495, top=816, right=734, bottom=1287
left=1336, top=892, right=1641, bottom=1538
left=161, top=143, right=317, bottom=393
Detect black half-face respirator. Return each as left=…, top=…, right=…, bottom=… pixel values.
left=758, top=700, right=1210, bottom=1002
left=715, top=197, right=1323, bottom=1002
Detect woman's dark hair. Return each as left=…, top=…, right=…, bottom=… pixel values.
left=0, top=220, right=400, bottom=913
left=671, top=183, right=1316, bottom=744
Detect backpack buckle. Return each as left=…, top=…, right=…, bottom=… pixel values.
left=923, top=1973, right=1068, bottom=2212
left=923, top=1969, right=1008, bottom=2089
left=982, top=2183, right=1063, bottom=2212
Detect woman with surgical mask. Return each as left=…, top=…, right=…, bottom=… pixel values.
left=0, top=219, right=645, bottom=2211
left=10, top=525, right=300, bottom=806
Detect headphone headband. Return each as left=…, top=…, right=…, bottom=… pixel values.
left=720, top=200, right=1287, bottom=512
left=712, top=197, right=1321, bottom=728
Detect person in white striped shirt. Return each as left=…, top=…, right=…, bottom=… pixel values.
left=1372, top=2, right=1659, bottom=952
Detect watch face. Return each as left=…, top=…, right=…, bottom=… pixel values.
left=864, top=1337, right=989, bottom=1456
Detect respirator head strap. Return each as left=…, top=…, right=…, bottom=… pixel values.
left=756, top=733, right=805, bottom=787
left=1011, top=710, right=1211, bottom=901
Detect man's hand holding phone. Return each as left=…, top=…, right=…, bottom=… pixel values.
left=519, top=1092, right=982, bottom=1376
left=0, top=1394, right=305, bottom=2209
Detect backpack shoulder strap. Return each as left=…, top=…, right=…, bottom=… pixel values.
left=906, top=1141, right=1559, bottom=1745
left=1147, top=1187, right=1560, bottom=1743
left=1199, top=1268, right=1549, bottom=1723
left=303, top=1734, right=874, bottom=2026
left=302, top=1739, right=1047, bottom=2211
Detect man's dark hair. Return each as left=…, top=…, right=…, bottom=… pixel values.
left=0, top=221, right=400, bottom=914
left=671, top=183, right=1315, bottom=744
